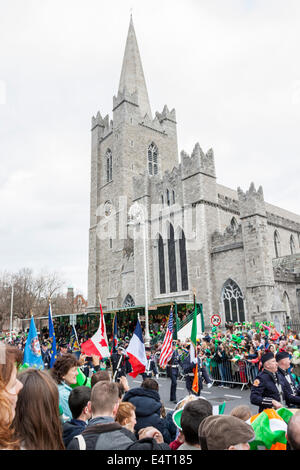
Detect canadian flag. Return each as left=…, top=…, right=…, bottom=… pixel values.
left=81, top=297, right=110, bottom=359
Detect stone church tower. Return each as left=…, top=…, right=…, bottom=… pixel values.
left=88, top=17, right=300, bottom=331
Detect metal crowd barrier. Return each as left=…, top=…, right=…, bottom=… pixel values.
left=208, top=359, right=259, bottom=391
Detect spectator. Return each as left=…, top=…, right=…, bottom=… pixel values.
left=13, top=368, right=65, bottom=450
left=51, top=354, right=79, bottom=422
left=67, top=381, right=136, bottom=450
left=123, top=378, right=171, bottom=443
left=63, top=386, right=92, bottom=448
left=178, top=398, right=213, bottom=450
left=115, top=402, right=137, bottom=436
left=230, top=405, right=252, bottom=421
left=0, top=345, right=23, bottom=450
left=286, top=412, right=300, bottom=450
left=198, top=415, right=255, bottom=450
left=91, top=370, right=111, bottom=388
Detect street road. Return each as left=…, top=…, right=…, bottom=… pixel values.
left=127, top=374, right=258, bottom=416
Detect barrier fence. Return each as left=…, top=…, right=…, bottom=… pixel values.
left=207, top=359, right=259, bottom=391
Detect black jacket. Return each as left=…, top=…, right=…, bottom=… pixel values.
left=250, top=369, right=287, bottom=412
left=277, top=367, right=300, bottom=408
left=123, top=387, right=171, bottom=443
left=63, top=419, right=87, bottom=447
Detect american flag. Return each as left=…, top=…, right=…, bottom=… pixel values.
left=159, top=307, right=174, bottom=369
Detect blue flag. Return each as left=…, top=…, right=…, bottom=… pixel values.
left=23, top=317, right=44, bottom=369
left=70, top=325, right=80, bottom=359
left=48, top=303, right=57, bottom=368
left=113, top=314, right=118, bottom=353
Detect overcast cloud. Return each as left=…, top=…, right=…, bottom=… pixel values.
left=0, top=0, right=299, bottom=297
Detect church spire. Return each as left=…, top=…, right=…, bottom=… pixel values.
left=118, top=16, right=152, bottom=119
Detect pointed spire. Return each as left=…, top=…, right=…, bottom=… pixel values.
left=118, top=17, right=152, bottom=119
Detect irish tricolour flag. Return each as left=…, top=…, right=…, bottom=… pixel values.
left=126, top=320, right=147, bottom=378
left=247, top=408, right=294, bottom=450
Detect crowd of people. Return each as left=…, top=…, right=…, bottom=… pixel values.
left=0, top=319, right=300, bottom=451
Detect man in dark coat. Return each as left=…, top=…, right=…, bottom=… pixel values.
left=276, top=351, right=300, bottom=408
left=250, top=352, right=287, bottom=413
left=166, top=343, right=181, bottom=403
left=122, top=378, right=171, bottom=443
left=111, top=345, right=132, bottom=381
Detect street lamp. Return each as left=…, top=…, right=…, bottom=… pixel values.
left=128, top=202, right=151, bottom=346
left=9, top=285, right=14, bottom=341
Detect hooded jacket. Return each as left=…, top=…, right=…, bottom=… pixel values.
left=63, top=419, right=87, bottom=448
left=123, top=387, right=171, bottom=443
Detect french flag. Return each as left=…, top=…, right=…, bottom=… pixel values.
left=81, top=298, right=110, bottom=359
left=126, top=321, right=147, bottom=378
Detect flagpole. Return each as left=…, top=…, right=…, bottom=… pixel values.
left=9, top=284, right=14, bottom=341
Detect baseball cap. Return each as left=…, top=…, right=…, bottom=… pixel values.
left=198, top=415, right=255, bottom=450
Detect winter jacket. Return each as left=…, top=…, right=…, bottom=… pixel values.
left=58, top=382, right=73, bottom=422
left=123, top=387, right=171, bottom=443
left=63, top=419, right=87, bottom=448
left=67, top=416, right=136, bottom=450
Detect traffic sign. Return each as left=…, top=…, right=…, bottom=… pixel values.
left=211, top=314, right=221, bottom=327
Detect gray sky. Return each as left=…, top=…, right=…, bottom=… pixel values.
left=0, top=0, right=299, bottom=297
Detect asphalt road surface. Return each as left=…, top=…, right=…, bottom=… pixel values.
left=127, top=374, right=258, bottom=416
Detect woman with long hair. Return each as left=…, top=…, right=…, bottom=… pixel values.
left=0, top=344, right=23, bottom=450
left=13, top=368, right=65, bottom=450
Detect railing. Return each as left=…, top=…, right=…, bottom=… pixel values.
left=206, top=359, right=259, bottom=391
left=283, top=321, right=300, bottom=335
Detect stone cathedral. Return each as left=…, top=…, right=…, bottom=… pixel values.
left=87, top=17, right=300, bottom=331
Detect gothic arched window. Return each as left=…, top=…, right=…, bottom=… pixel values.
left=290, top=235, right=296, bottom=255
left=158, top=234, right=166, bottom=294
left=221, top=279, right=245, bottom=323
left=231, top=217, right=238, bottom=231
left=166, top=189, right=170, bottom=206
left=274, top=231, right=281, bottom=258
left=148, top=142, right=158, bottom=176
left=123, top=294, right=135, bottom=308
left=179, top=229, right=189, bottom=291
left=106, top=149, right=112, bottom=183
left=172, top=190, right=176, bottom=205
left=168, top=224, right=177, bottom=293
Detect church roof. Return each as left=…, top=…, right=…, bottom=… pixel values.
left=118, top=16, right=152, bottom=119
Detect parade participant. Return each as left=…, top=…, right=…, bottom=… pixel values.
left=51, top=354, right=80, bottom=422
left=276, top=351, right=300, bottom=408
left=62, top=386, right=92, bottom=447
left=57, top=341, right=69, bottom=357
left=142, top=347, right=158, bottom=380
left=166, top=342, right=181, bottom=403
left=182, top=344, right=202, bottom=396
left=0, top=345, right=23, bottom=450
left=111, top=345, right=132, bottom=382
left=250, top=352, right=286, bottom=413
left=13, top=368, right=65, bottom=450
left=41, top=342, right=51, bottom=369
